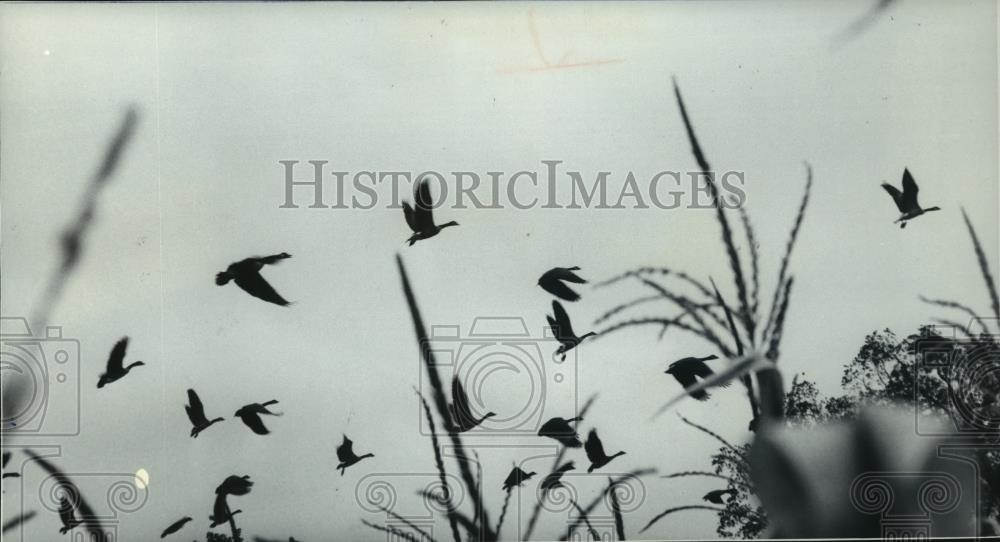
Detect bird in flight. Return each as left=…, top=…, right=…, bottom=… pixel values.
left=449, top=377, right=496, bottom=432
left=185, top=389, right=224, bottom=438
left=538, top=416, right=583, bottom=447
left=159, top=516, right=192, bottom=538
left=501, top=466, right=537, bottom=491
left=881, top=168, right=940, bottom=229
left=209, top=496, right=241, bottom=528
left=402, top=178, right=459, bottom=246
left=703, top=489, right=737, bottom=505
left=538, top=266, right=587, bottom=302
left=547, top=300, right=596, bottom=360
left=665, top=355, right=728, bottom=401
left=234, top=401, right=281, bottom=435
left=97, top=337, right=145, bottom=388
left=57, top=496, right=82, bottom=534
left=539, top=461, right=575, bottom=493
left=216, top=253, right=292, bottom=306
left=584, top=429, right=626, bottom=472
left=216, top=475, right=254, bottom=496
left=336, top=435, right=374, bottom=475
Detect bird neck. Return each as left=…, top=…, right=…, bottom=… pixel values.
left=610, top=451, right=626, bottom=459
left=441, top=221, right=459, bottom=228
left=579, top=332, right=596, bottom=340
left=924, top=206, right=941, bottom=212
left=126, top=361, right=144, bottom=370
left=359, top=453, right=374, bottom=459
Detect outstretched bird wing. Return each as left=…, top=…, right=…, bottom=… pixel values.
left=670, top=370, right=708, bottom=401
left=233, top=270, right=289, bottom=306
left=451, top=377, right=474, bottom=427
left=402, top=202, right=419, bottom=233
left=2, top=451, right=9, bottom=468
left=551, top=300, right=576, bottom=338
left=185, top=389, right=207, bottom=425
left=539, top=275, right=581, bottom=302
left=337, top=436, right=355, bottom=462
left=900, top=168, right=920, bottom=209
left=690, top=360, right=730, bottom=388
left=554, top=267, right=587, bottom=284
left=413, top=179, right=436, bottom=231
left=106, top=337, right=128, bottom=373
left=237, top=411, right=270, bottom=435
left=584, top=429, right=606, bottom=463
left=881, top=182, right=906, bottom=213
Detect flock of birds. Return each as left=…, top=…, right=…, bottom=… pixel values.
left=34, top=169, right=937, bottom=538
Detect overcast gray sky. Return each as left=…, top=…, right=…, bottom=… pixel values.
left=1, top=1, right=997, bottom=541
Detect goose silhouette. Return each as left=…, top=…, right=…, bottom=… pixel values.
left=97, top=337, right=144, bottom=389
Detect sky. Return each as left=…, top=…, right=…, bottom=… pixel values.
left=0, top=1, right=997, bottom=541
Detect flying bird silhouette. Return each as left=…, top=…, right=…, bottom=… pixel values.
left=185, top=389, right=224, bottom=438
left=665, top=355, right=728, bottom=401
left=539, top=461, right=575, bottom=493
left=538, top=416, right=583, bottom=447
left=449, top=377, right=496, bottom=432
left=160, top=516, right=192, bottom=538
left=234, top=401, right=281, bottom=435
left=547, top=300, right=596, bottom=360
left=216, top=253, right=292, bottom=306
left=402, top=178, right=459, bottom=245
left=584, top=429, right=626, bottom=472
left=209, top=495, right=241, bottom=529
left=538, top=266, right=587, bottom=301
left=336, top=435, right=374, bottom=475
left=703, top=489, right=737, bottom=505
left=97, top=337, right=145, bottom=388
left=501, top=466, right=537, bottom=491
left=57, top=496, right=82, bottom=534
left=881, top=168, right=940, bottom=229
left=216, top=475, right=254, bottom=496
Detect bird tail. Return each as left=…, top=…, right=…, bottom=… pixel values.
left=215, top=272, right=232, bottom=286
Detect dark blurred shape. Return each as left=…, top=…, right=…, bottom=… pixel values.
left=32, top=108, right=139, bottom=329
left=24, top=450, right=105, bottom=539
left=836, top=0, right=899, bottom=44
left=1, top=510, right=36, bottom=534
left=750, top=407, right=977, bottom=538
